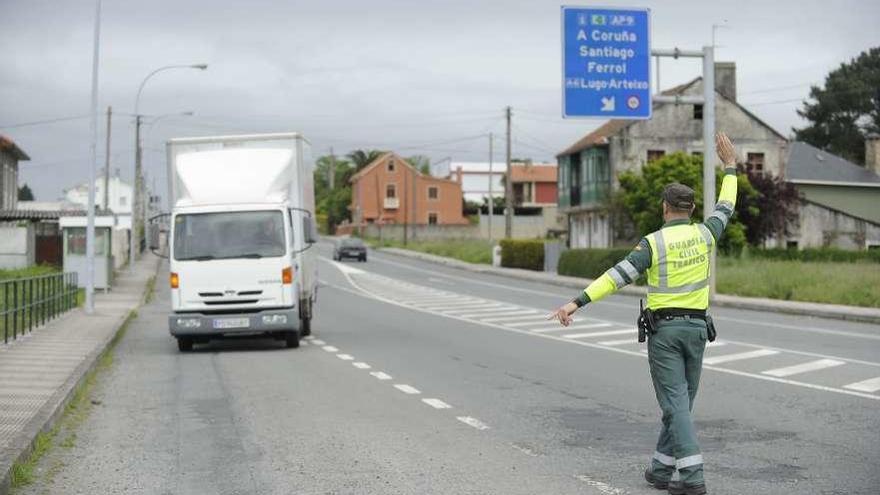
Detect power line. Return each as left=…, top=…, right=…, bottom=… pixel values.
left=0, top=115, right=90, bottom=129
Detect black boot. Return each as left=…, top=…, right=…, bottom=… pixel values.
left=644, top=468, right=669, bottom=489
left=667, top=480, right=707, bottom=495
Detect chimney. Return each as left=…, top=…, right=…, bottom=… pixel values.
left=714, top=62, right=737, bottom=102
left=867, top=133, right=880, bottom=176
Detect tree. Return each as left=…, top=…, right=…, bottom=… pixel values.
left=736, top=169, right=800, bottom=246
left=406, top=155, right=431, bottom=175
left=314, top=155, right=355, bottom=232
left=617, top=152, right=758, bottom=254
left=17, top=184, right=34, bottom=201
left=347, top=149, right=386, bottom=171
left=793, top=47, right=880, bottom=165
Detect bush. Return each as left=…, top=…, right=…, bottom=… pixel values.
left=745, top=247, right=880, bottom=263
left=557, top=248, right=633, bottom=280
left=500, top=239, right=544, bottom=271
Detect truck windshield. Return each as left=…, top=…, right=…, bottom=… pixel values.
left=173, top=211, right=286, bottom=261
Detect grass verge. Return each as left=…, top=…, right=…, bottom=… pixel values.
left=367, top=238, right=495, bottom=265
left=717, top=258, right=880, bottom=308
left=9, top=310, right=138, bottom=488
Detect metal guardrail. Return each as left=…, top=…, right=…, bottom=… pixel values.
left=0, top=272, right=79, bottom=344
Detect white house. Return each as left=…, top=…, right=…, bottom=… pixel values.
left=64, top=171, right=132, bottom=214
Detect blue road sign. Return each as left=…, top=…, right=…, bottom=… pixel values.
left=561, top=6, right=651, bottom=119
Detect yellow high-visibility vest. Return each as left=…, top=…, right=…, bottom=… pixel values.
left=645, top=223, right=714, bottom=310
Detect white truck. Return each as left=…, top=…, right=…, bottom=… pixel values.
left=164, top=133, right=317, bottom=351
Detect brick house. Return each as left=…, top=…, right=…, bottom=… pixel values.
left=510, top=163, right=558, bottom=207
left=350, top=152, right=468, bottom=226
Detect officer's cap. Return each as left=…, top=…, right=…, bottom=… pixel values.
left=662, top=183, right=695, bottom=210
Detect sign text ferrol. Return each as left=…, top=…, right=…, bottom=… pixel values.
left=561, top=6, right=652, bottom=119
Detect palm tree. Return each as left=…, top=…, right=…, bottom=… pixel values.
left=347, top=150, right=386, bottom=171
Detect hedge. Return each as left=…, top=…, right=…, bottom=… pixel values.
left=745, top=247, right=880, bottom=263
left=499, top=239, right=544, bottom=271
left=557, top=248, right=645, bottom=283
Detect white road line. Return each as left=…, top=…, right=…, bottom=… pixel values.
left=417, top=298, right=480, bottom=307
left=322, top=345, right=339, bottom=353
left=299, top=340, right=309, bottom=346
left=336, top=354, right=355, bottom=361
left=563, top=329, right=634, bottom=339
left=762, top=359, right=845, bottom=377
left=454, top=308, right=523, bottom=318
left=423, top=302, right=494, bottom=311
left=323, top=273, right=880, bottom=402
left=598, top=338, right=639, bottom=346
left=353, top=362, right=371, bottom=369
left=456, top=416, right=490, bottom=430
left=422, top=398, right=452, bottom=409
left=312, top=339, right=326, bottom=346
left=706, top=340, right=726, bottom=347
left=843, top=376, right=880, bottom=393
left=703, top=349, right=779, bottom=365
left=574, top=475, right=625, bottom=495
left=394, top=384, right=421, bottom=395
left=510, top=443, right=540, bottom=457
left=479, top=312, right=545, bottom=322
left=515, top=320, right=610, bottom=329
left=529, top=322, right=617, bottom=333
left=493, top=315, right=555, bottom=326
left=370, top=371, right=392, bottom=380
left=303, top=336, right=314, bottom=341
left=441, top=304, right=511, bottom=314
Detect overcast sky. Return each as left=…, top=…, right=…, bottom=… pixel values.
left=2, top=0, right=879, bottom=203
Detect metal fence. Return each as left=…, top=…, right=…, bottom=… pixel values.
left=0, top=272, right=79, bottom=344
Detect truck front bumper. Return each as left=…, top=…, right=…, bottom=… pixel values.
left=169, top=307, right=298, bottom=336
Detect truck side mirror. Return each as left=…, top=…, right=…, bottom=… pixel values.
left=303, top=216, right=317, bottom=244
left=148, top=213, right=170, bottom=259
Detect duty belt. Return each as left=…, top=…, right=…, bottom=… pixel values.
left=654, top=308, right=706, bottom=321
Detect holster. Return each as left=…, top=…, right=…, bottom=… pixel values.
left=706, top=314, right=717, bottom=342
left=637, top=299, right=656, bottom=343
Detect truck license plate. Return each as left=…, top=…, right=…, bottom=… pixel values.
left=213, top=318, right=250, bottom=329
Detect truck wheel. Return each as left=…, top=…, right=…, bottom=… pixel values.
left=177, top=337, right=193, bottom=352
left=285, top=331, right=300, bottom=348
left=360, top=255, right=367, bottom=262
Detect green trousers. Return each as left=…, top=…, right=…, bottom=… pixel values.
left=647, top=317, right=707, bottom=485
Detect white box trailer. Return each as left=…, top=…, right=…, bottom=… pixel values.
left=165, top=133, right=317, bottom=351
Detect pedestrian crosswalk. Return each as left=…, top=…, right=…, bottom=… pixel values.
left=343, top=269, right=880, bottom=401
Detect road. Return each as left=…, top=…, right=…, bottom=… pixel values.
left=21, top=243, right=880, bottom=494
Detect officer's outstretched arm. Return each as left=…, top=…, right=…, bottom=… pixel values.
left=704, top=132, right=739, bottom=241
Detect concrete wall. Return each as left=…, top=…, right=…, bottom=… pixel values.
left=363, top=223, right=479, bottom=242
left=789, top=200, right=880, bottom=249
left=361, top=211, right=561, bottom=242
left=0, top=225, right=35, bottom=269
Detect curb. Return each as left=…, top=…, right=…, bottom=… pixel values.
left=377, top=247, right=880, bottom=325
left=0, top=258, right=160, bottom=494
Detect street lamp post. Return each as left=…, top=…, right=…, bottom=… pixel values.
left=130, top=64, right=206, bottom=271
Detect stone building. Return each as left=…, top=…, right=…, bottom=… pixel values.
left=556, top=63, right=789, bottom=248
left=783, top=140, right=880, bottom=249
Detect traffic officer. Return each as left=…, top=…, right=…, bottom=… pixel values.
left=548, top=132, right=740, bottom=495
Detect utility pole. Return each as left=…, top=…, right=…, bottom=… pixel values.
left=103, top=106, right=111, bottom=212
left=328, top=147, right=335, bottom=190
left=84, top=0, right=102, bottom=314
left=488, top=132, right=494, bottom=243
left=130, top=114, right=142, bottom=268
left=505, top=106, right=513, bottom=239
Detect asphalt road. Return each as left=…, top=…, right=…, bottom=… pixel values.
left=21, top=243, right=880, bottom=494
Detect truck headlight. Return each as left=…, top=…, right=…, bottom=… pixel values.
left=262, top=314, right=288, bottom=325
left=176, top=317, right=202, bottom=328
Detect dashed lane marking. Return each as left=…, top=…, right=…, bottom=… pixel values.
left=322, top=345, right=339, bottom=353
left=353, top=362, right=371, bottom=369
left=422, top=398, right=452, bottom=409
left=598, top=338, right=639, bottom=346
left=456, top=416, right=490, bottom=430
left=573, top=475, right=625, bottom=495
left=370, top=371, right=392, bottom=380
left=762, top=359, right=845, bottom=377
left=510, top=443, right=541, bottom=457
left=312, top=339, right=326, bottom=346
left=843, top=376, right=880, bottom=393
left=703, top=349, right=779, bottom=365
left=336, top=354, right=354, bottom=361
left=394, top=384, right=421, bottom=395
left=563, top=329, right=633, bottom=339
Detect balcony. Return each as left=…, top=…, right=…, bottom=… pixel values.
left=384, top=197, right=400, bottom=209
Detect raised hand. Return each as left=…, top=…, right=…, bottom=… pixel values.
left=715, top=132, right=737, bottom=166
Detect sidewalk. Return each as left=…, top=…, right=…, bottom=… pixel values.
left=379, top=247, right=880, bottom=325
left=0, top=253, right=159, bottom=494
